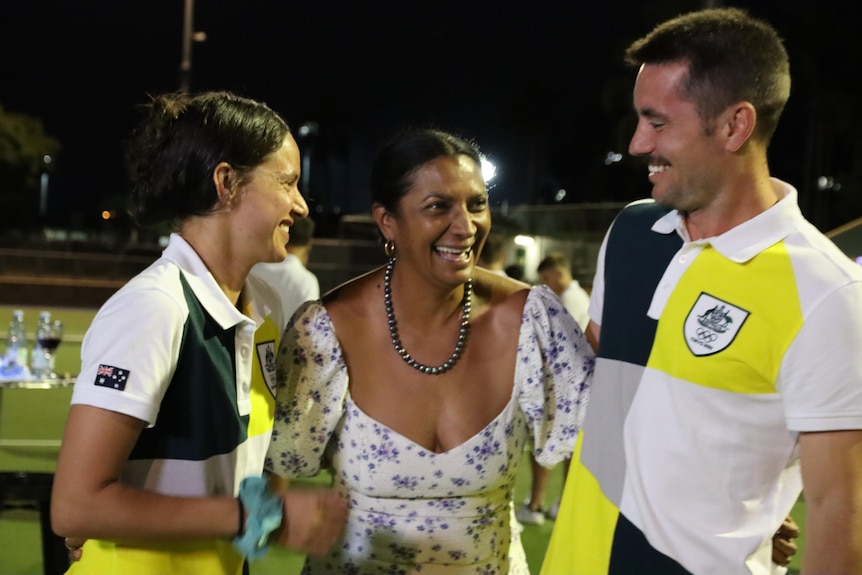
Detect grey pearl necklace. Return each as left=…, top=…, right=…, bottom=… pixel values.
left=384, top=257, right=471, bottom=375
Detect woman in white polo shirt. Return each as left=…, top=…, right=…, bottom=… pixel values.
left=51, top=90, right=346, bottom=575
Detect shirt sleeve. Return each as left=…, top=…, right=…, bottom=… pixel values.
left=71, top=282, right=185, bottom=426
left=563, top=281, right=591, bottom=331
left=781, top=281, right=862, bottom=432
left=588, top=227, right=612, bottom=330
left=517, top=285, right=594, bottom=468
left=302, top=269, right=321, bottom=302
left=266, top=301, right=348, bottom=478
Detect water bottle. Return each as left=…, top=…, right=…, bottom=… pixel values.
left=31, top=311, right=51, bottom=379
left=3, top=309, right=28, bottom=376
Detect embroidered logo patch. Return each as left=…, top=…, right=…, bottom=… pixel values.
left=255, top=341, right=277, bottom=397
left=94, top=364, right=130, bottom=390
left=684, top=292, right=750, bottom=356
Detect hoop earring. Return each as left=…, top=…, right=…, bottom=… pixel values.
left=384, top=239, right=396, bottom=258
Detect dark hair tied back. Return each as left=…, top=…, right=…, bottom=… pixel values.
left=124, top=90, right=290, bottom=227
left=369, top=128, right=483, bottom=214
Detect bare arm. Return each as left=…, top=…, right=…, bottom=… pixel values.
left=53, top=404, right=347, bottom=556
left=586, top=319, right=600, bottom=352
left=798, top=429, right=862, bottom=574
left=51, top=404, right=239, bottom=541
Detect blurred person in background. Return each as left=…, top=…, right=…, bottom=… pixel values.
left=504, top=263, right=526, bottom=282
left=477, top=231, right=510, bottom=276
left=537, top=252, right=590, bottom=329
left=251, top=215, right=321, bottom=319
left=515, top=251, right=591, bottom=526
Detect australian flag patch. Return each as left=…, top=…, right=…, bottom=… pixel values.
left=94, top=364, right=129, bottom=391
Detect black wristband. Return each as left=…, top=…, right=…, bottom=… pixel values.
left=237, top=496, right=245, bottom=537
left=232, top=476, right=283, bottom=559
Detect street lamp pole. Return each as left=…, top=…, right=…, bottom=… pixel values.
left=39, top=154, right=52, bottom=218
left=179, top=0, right=194, bottom=92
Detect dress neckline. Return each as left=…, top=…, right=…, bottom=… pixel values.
left=344, top=391, right=517, bottom=456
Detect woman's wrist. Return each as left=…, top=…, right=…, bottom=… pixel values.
left=232, top=476, right=283, bottom=560
left=236, top=496, right=245, bottom=537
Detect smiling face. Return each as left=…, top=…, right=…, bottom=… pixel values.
left=376, top=154, right=490, bottom=288
left=628, top=61, right=728, bottom=214
left=233, top=133, right=308, bottom=264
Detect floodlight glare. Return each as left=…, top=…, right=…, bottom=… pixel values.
left=480, top=157, right=496, bottom=183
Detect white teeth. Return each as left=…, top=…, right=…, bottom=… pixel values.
left=648, top=164, right=669, bottom=175
left=436, top=246, right=472, bottom=262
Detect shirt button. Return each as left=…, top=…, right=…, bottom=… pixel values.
left=240, top=347, right=250, bottom=358
left=242, top=380, right=250, bottom=392
left=679, top=255, right=687, bottom=263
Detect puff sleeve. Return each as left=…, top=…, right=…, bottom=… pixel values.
left=265, top=301, right=348, bottom=478
left=516, top=285, right=594, bottom=468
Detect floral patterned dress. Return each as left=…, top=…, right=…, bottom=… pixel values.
left=266, top=285, right=593, bottom=574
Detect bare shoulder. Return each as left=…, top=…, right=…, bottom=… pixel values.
left=473, top=266, right=531, bottom=302
left=472, top=267, right=530, bottom=325
left=321, top=265, right=385, bottom=323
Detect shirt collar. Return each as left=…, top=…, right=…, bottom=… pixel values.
left=162, top=233, right=264, bottom=329
left=650, top=178, right=802, bottom=263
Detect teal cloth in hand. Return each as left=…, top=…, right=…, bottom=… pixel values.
left=232, top=476, right=284, bottom=560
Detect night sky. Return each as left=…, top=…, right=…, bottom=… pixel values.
left=5, top=1, right=860, bottom=233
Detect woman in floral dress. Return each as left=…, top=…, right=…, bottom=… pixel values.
left=266, top=128, right=593, bottom=574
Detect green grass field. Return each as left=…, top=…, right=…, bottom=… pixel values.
left=0, top=304, right=804, bottom=574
